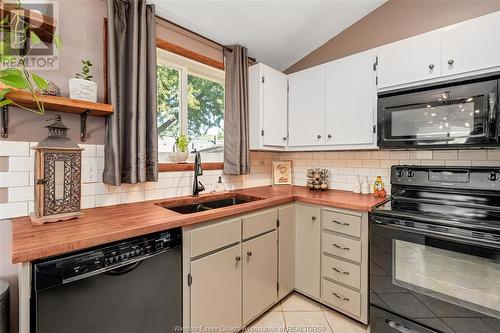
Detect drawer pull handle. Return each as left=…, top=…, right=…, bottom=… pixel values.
left=332, top=292, right=350, bottom=302
left=332, top=267, right=350, bottom=275
left=332, top=243, right=350, bottom=251
left=333, top=220, right=350, bottom=226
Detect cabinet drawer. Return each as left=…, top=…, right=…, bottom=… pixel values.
left=322, top=255, right=360, bottom=290
left=190, top=218, right=241, bottom=257
left=242, top=209, right=278, bottom=239
left=323, top=210, right=361, bottom=238
left=322, top=279, right=361, bottom=317
left=322, top=233, right=361, bottom=263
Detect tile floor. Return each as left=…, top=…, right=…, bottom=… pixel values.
left=247, top=292, right=369, bottom=332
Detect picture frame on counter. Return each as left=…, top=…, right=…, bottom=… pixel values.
left=272, top=160, right=293, bottom=185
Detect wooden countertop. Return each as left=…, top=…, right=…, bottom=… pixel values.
left=11, top=185, right=387, bottom=263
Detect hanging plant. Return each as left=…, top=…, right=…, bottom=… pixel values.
left=0, top=0, right=61, bottom=114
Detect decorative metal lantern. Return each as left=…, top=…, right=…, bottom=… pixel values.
left=31, top=115, right=84, bottom=225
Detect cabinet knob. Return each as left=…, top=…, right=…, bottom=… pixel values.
left=317, top=135, right=322, bottom=139
left=448, top=59, right=454, bottom=65
left=235, top=256, right=241, bottom=262
left=327, top=134, right=332, bottom=139
left=282, top=137, right=287, bottom=141
left=247, top=251, right=253, bottom=256
left=312, top=216, right=317, bottom=221
left=428, top=64, right=435, bottom=69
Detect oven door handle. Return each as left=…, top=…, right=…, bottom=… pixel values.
left=372, top=219, right=500, bottom=249
left=385, top=319, right=420, bottom=333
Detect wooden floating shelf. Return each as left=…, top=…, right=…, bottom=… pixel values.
left=5, top=90, right=113, bottom=116
left=0, top=90, right=113, bottom=141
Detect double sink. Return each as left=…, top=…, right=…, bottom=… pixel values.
left=156, top=193, right=263, bottom=214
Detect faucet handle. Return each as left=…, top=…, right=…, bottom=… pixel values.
left=198, top=181, right=205, bottom=192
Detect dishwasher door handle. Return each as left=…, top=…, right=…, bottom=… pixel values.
left=104, top=261, right=142, bottom=276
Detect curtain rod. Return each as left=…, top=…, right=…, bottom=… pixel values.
left=155, top=15, right=257, bottom=63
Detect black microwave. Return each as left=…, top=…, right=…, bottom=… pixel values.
left=377, top=75, right=499, bottom=149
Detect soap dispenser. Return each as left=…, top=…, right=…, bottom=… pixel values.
left=213, top=176, right=226, bottom=193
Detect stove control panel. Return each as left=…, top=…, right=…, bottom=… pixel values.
left=391, top=166, right=500, bottom=190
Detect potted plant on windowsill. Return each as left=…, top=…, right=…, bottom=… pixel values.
left=69, top=59, right=97, bottom=102
left=170, top=134, right=190, bottom=163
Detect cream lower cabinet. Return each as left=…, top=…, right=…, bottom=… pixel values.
left=294, top=204, right=321, bottom=299
left=278, top=205, right=295, bottom=299
left=242, top=230, right=278, bottom=324
left=190, top=244, right=242, bottom=329
left=184, top=207, right=287, bottom=329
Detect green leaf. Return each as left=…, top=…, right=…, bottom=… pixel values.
left=0, top=68, right=23, bottom=77
left=31, top=73, right=48, bottom=90
left=0, top=16, right=9, bottom=25
left=0, top=74, right=29, bottom=89
left=30, top=31, right=42, bottom=46
left=0, top=99, right=13, bottom=107
left=53, top=35, right=62, bottom=48
left=0, top=88, right=12, bottom=100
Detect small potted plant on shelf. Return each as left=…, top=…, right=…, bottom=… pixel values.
left=69, top=59, right=97, bottom=102
left=170, top=134, right=190, bottom=163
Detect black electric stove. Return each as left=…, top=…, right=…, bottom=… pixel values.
left=370, top=166, right=500, bottom=333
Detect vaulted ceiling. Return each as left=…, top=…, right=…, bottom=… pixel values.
left=152, top=0, right=386, bottom=71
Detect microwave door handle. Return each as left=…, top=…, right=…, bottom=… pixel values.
left=489, top=92, right=497, bottom=127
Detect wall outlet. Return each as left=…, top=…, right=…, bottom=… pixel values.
left=82, top=158, right=98, bottom=183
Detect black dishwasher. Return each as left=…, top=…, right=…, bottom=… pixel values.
left=31, top=228, right=182, bottom=333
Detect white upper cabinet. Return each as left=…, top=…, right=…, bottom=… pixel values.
left=288, top=65, right=326, bottom=146
left=378, top=11, right=500, bottom=90
left=441, top=11, right=500, bottom=77
left=325, top=50, right=376, bottom=146
left=377, top=32, right=441, bottom=89
left=249, top=63, right=288, bottom=149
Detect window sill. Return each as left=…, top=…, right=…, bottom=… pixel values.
left=158, top=162, right=224, bottom=172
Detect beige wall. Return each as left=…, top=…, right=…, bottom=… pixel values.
left=4, top=0, right=108, bottom=144
left=286, top=0, right=500, bottom=74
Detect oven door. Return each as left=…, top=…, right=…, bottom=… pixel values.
left=377, top=79, right=498, bottom=148
left=370, top=216, right=500, bottom=333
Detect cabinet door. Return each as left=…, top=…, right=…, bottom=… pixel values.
left=263, top=65, right=288, bottom=146
left=190, top=244, right=242, bottom=329
left=278, top=206, right=295, bottom=299
left=242, top=231, right=278, bottom=324
left=325, top=50, right=376, bottom=146
left=288, top=66, right=325, bottom=146
left=378, top=32, right=441, bottom=89
left=441, top=12, right=500, bottom=77
left=294, top=205, right=321, bottom=299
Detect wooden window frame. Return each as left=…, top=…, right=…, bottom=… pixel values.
left=156, top=39, right=225, bottom=172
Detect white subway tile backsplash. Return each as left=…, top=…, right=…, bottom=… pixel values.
left=445, top=160, right=472, bottom=166
left=145, top=189, right=166, bottom=201
left=389, top=151, right=410, bottom=160
left=433, top=150, right=458, bottom=160
left=0, top=141, right=30, bottom=156
left=458, top=150, right=487, bottom=160
left=354, top=151, right=371, bottom=160
left=0, top=172, right=29, bottom=187
left=8, top=186, right=33, bottom=202
left=362, top=160, right=379, bottom=168
left=9, top=156, right=34, bottom=172
left=79, top=144, right=97, bottom=157
left=81, top=196, right=95, bottom=209
left=487, top=149, right=500, bottom=160
left=0, top=202, right=28, bottom=219
left=121, top=191, right=145, bottom=204
left=409, top=151, right=433, bottom=160
left=95, top=193, right=122, bottom=207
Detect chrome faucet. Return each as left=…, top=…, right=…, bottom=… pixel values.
left=193, top=151, right=205, bottom=196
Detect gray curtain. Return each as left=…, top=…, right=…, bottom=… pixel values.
left=103, top=0, right=158, bottom=185
left=223, top=45, right=250, bottom=175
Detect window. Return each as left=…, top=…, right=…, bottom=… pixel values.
left=156, top=49, right=224, bottom=162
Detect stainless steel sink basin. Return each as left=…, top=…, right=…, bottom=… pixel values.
left=157, top=194, right=262, bottom=214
